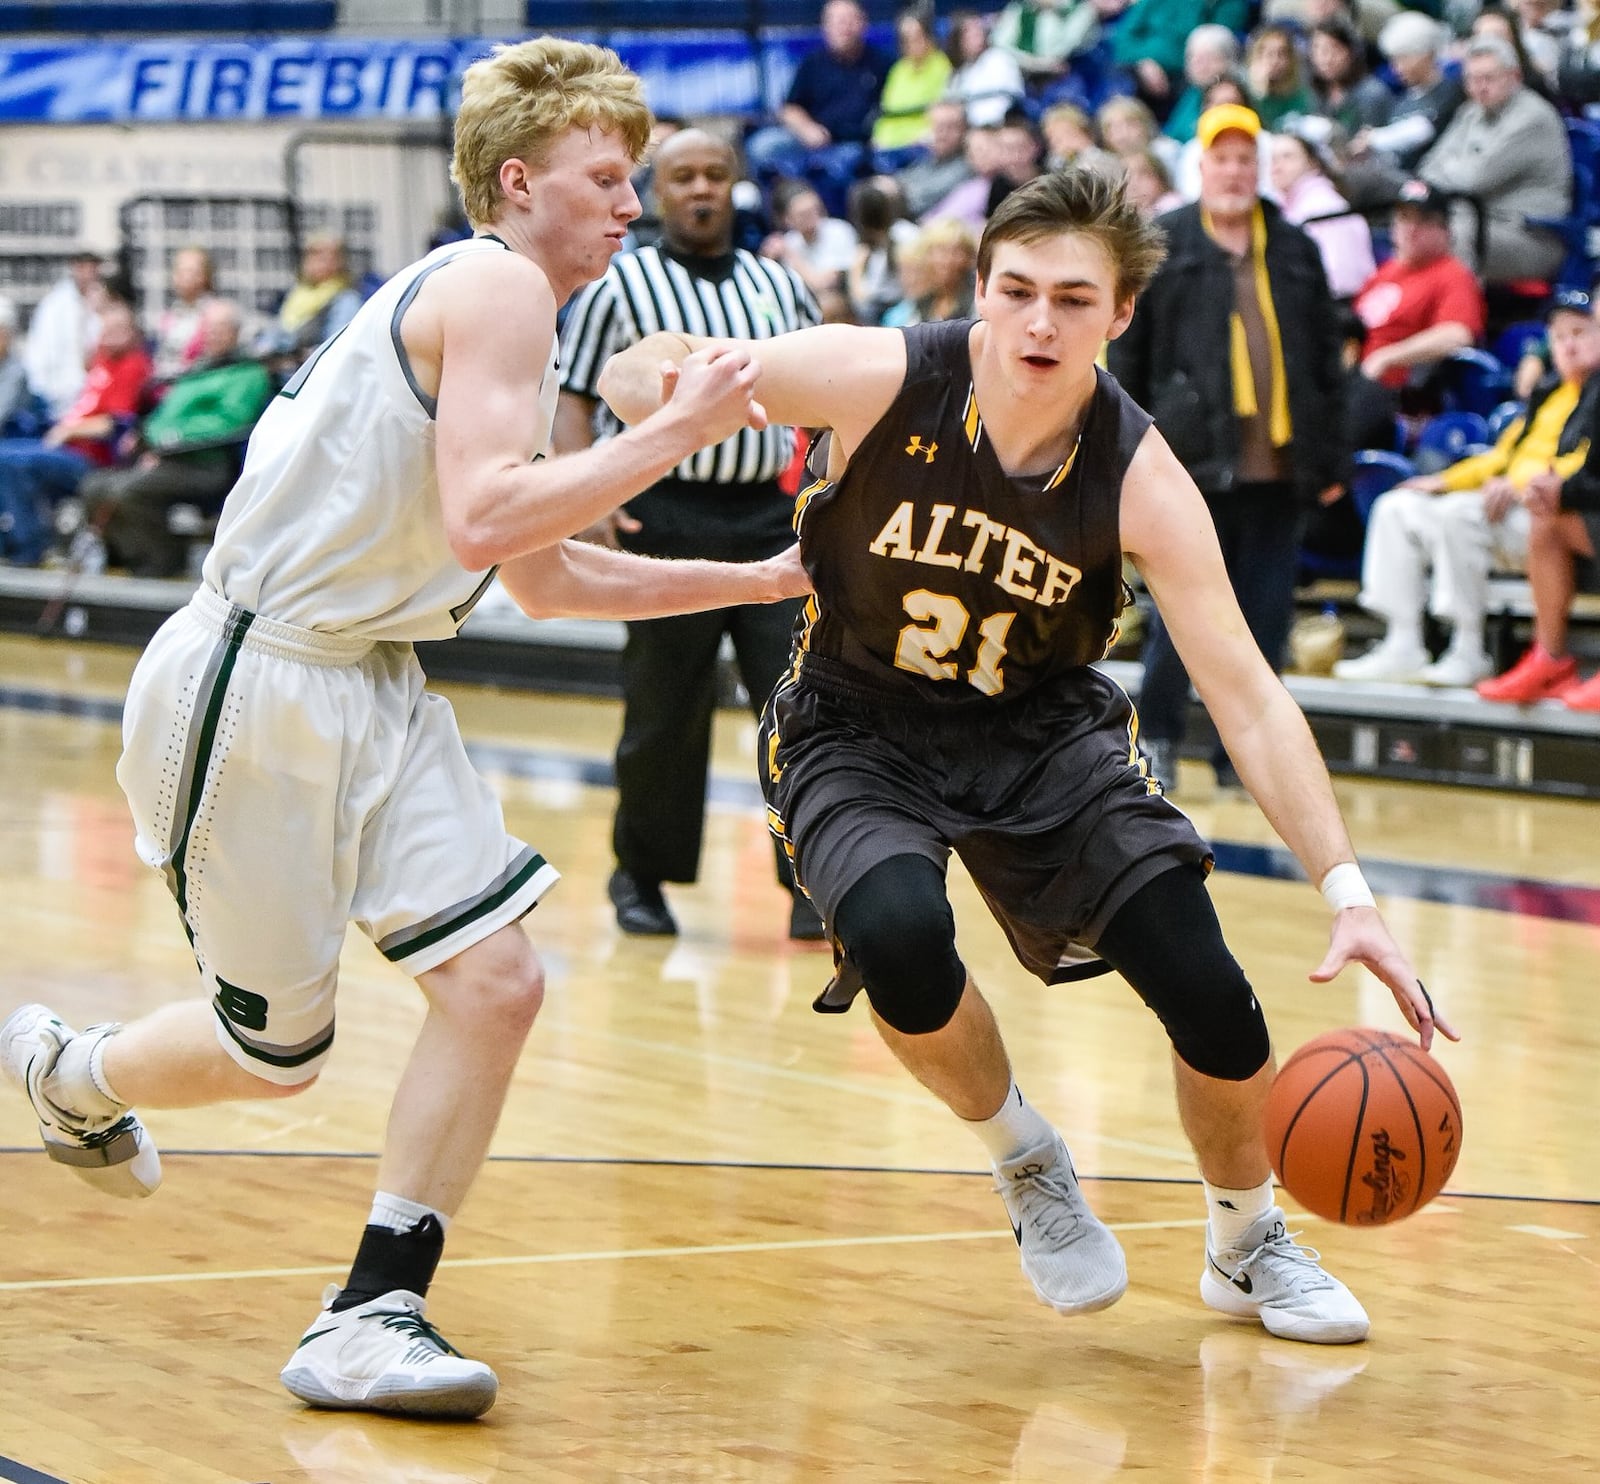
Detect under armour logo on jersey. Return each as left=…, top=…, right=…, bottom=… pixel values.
left=905, top=435, right=938, bottom=462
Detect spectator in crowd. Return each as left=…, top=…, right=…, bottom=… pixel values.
left=763, top=180, right=859, bottom=317
left=871, top=9, right=953, bottom=163
left=1175, top=76, right=1275, bottom=200
left=943, top=9, right=1026, bottom=127
left=1343, top=11, right=1462, bottom=208
left=1112, top=0, right=1252, bottom=118
left=847, top=177, right=920, bottom=324
left=0, top=298, right=37, bottom=437
left=258, top=234, right=363, bottom=362
left=79, top=299, right=272, bottom=580
left=1163, top=26, right=1244, bottom=144
left=1120, top=147, right=1186, bottom=217
left=1097, top=94, right=1181, bottom=173
left=23, top=250, right=105, bottom=420
left=1468, top=5, right=1557, bottom=100
left=1345, top=178, right=1487, bottom=452
left=553, top=127, right=825, bottom=940
left=904, top=217, right=978, bottom=323
left=922, top=122, right=1005, bottom=232
left=1419, top=35, right=1570, bottom=286
left=0, top=299, right=151, bottom=566
left=1269, top=124, right=1376, bottom=300
left=879, top=229, right=932, bottom=327
left=895, top=99, right=974, bottom=217
left=1481, top=0, right=1562, bottom=90
left=745, top=0, right=892, bottom=213
left=990, top=0, right=1103, bottom=92
left=1308, top=18, right=1395, bottom=137
left=1247, top=23, right=1317, bottom=130
left=1108, top=104, right=1349, bottom=794
left=1041, top=103, right=1120, bottom=175
left=1476, top=402, right=1600, bottom=709
left=149, top=246, right=218, bottom=384
left=1336, top=291, right=1600, bottom=687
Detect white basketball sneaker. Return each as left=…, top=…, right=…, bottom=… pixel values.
left=994, top=1133, right=1128, bottom=1315
left=281, top=1285, right=499, bottom=1419
left=1201, top=1207, right=1370, bottom=1344
left=0, top=1003, right=160, bottom=1199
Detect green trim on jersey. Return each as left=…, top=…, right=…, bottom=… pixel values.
left=379, top=848, right=549, bottom=963
left=170, top=605, right=256, bottom=928
left=213, top=1007, right=336, bottom=1069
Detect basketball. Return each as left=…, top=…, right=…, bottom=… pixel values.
left=1263, top=1028, right=1463, bottom=1226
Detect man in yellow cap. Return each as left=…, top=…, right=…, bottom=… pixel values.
left=1108, top=102, right=1348, bottom=794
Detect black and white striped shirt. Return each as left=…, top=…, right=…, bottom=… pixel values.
left=559, top=244, right=820, bottom=486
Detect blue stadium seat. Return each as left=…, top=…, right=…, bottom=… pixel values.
left=1492, top=319, right=1546, bottom=369
left=1486, top=399, right=1523, bottom=441
left=1437, top=348, right=1512, bottom=416
left=1298, top=449, right=1414, bottom=581
left=1349, top=449, right=1416, bottom=521
left=1413, top=411, right=1490, bottom=473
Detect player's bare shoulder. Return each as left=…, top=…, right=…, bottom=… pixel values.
left=402, top=248, right=558, bottom=397
left=754, top=322, right=906, bottom=452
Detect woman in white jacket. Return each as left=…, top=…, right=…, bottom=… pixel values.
left=1268, top=128, right=1376, bottom=300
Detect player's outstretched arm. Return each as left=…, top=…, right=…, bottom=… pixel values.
left=417, top=254, right=766, bottom=569
left=1121, top=429, right=1458, bottom=1049
left=498, top=539, right=810, bottom=620
left=597, top=323, right=906, bottom=458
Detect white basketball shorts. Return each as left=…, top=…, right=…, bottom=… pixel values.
left=116, top=587, right=559, bottom=1084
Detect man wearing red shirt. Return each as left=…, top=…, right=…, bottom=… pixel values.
left=0, top=299, right=152, bottom=565
left=1346, top=178, right=1486, bottom=448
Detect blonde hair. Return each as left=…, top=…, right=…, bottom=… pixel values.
left=451, top=37, right=652, bottom=228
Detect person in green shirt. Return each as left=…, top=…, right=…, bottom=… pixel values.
left=81, top=298, right=273, bottom=577
left=871, top=10, right=953, bottom=155
left=1246, top=23, right=1316, bottom=130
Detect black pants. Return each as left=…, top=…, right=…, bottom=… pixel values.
left=1137, top=482, right=1307, bottom=762
left=613, top=477, right=803, bottom=887
left=81, top=453, right=235, bottom=578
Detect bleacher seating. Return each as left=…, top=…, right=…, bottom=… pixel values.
left=1413, top=410, right=1490, bottom=470
left=1437, top=348, right=1513, bottom=417
left=0, top=1, right=334, bottom=31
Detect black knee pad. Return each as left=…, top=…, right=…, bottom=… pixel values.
left=1095, top=863, right=1271, bottom=1082
left=833, top=855, right=967, bottom=1035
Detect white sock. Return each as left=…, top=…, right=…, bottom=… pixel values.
left=963, top=1082, right=1055, bottom=1163
left=44, top=1026, right=126, bottom=1124
left=1204, top=1177, right=1275, bottom=1252
left=368, top=1191, right=451, bottom=1234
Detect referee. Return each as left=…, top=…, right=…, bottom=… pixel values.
left=556, top=128, right=824, bottom=941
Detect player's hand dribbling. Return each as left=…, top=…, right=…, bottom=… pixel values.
left=1309, top=907, right=1461, bottom=1051
left=662, top=345, right=768, bottom=445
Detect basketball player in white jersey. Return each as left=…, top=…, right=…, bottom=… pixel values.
left=1, top=38, right=803, bottom=1419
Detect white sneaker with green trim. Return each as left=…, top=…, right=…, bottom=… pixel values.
left=0, top=1002, right=160, bottom=1199
left=280, top=1285, right=499, bottom=1418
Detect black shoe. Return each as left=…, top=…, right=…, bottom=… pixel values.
left=788, top=893, right=827, bottom=942
left=608, top=868, right=677, bottom=936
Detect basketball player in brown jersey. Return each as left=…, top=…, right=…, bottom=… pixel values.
left=598, top=170, right=1458, bottom=1345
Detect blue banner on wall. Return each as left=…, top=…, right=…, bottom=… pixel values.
left=0, top=31, right=818, bottom=123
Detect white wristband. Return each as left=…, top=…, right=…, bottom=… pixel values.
left=1320, top=862, right=1376, bottom=912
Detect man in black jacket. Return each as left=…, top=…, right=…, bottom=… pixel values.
left=1108, top=103, right=1348, bottom=792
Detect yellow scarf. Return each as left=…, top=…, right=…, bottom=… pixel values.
left=1204, top=203, right=1292, bottom=448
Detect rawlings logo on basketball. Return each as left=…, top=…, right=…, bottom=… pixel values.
left=1358, top=1128, right=1411, bottom=1224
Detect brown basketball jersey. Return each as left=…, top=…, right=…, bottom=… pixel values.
left=791, top=318, right=1152, bottom=702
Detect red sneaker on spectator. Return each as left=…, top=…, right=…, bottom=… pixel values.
left=1475, top=645, right=1579, bottom=703
left=1561, top=670, right=1600, bottom=712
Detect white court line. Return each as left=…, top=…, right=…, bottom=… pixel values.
left=0, top=1217, right=1213, bottom=1294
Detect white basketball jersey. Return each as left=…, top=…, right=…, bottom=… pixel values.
left=202, top=235, right=559, bottom=641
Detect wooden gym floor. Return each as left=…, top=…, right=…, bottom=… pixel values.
left=0, top=633, right=1596, bottom=1484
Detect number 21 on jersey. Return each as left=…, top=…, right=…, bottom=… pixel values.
left=894, top=589, right=1015, bottom=695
